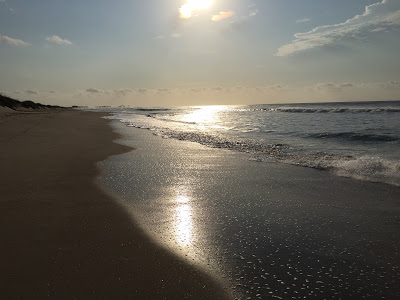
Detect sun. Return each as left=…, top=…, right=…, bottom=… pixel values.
left=179, top=0, right=213, bottom=19
left=179, top=4, right=194, bottom=19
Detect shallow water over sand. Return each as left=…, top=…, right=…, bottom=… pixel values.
left=99, top=121, right=400, bottom=299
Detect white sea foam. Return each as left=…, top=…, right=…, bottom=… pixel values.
left=332, top=156, right=400, bottom=186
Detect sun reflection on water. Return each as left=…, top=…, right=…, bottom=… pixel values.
left=180, top=105, right=230, bottom=130
left=174, top=195, right=193, bottom=246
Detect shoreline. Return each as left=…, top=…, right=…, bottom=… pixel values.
left=0, top=109, right=230, bottom=299
left=100, top=121, right=400, bottom=299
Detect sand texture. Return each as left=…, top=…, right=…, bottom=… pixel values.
left=0, top=110, right=229, bottom=299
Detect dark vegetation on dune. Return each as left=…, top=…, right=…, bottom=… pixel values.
left=0, top=94, right=63, bottom=110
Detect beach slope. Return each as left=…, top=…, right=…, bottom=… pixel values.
left=0, top=109, right=229, bottom=299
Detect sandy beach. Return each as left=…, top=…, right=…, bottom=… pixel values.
left=0, top=109, right=230, bottom=299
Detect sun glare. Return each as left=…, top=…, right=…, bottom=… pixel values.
left=180, top=105, right=231, bottom=130
left=189, top=0, right=213, bottom=9
left=179, top=0, right=213, bottom=19
left=179, top=4, right=193, bottom=19
left=173, top=192, right=193, bottom=247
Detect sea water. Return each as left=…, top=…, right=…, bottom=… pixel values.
left=104, top=101, right=400, bottom=186
left=96, top=100, right=400, bottom=299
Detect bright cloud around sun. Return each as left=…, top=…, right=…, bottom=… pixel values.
left=179, top=0, right=213, bottom=19
left=211, top=11, right=235, bottom=22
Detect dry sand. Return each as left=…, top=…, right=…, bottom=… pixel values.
left=0, top=109, right=230, bottom=299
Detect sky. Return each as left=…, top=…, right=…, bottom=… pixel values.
left=0, top=0, right=399, bottom=107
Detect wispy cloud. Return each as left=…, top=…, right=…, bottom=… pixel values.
left=84, top=88, right=134, bottom=97
left=171, top=33, right=181, bottom=38
left=85, top=88, right=102, bottom=94
left=370, top=27, right=386, bottom=32
left=46, top=35, right=72, bottom=46
left=249, top=9, right=258, bottom=17
left=113, top=89, right=134, bottom=97
left=296, top=18, right=310, bottom=24
left=153, top=33, right=181, bottom=40
left=25, top=90, right=39, bottom=95
left=0, top=35, right=30, bottom=46
left=211, top=11, right=235, bottom=22
left=386, top=80, right=400, bottom=88
left=276, top=0, right=400, bottom=56
left=313, top=82, right=354, bottom=92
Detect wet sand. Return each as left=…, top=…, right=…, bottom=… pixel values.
left=100, top=122, right=400, bottom=299
left=0, top=109, right=230, bottom=299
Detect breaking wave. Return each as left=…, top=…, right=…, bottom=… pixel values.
left=122, top=120, right=399, bottom=187
left=256, top=107, right=400, bottom=114
left=307, top=132, right=399, bottom=142
left=332, top=156, right=400, bottom=187
left=133, top=108, right=172, bottom=112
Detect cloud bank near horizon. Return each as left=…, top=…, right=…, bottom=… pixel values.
left=2, top=80, right=399, bottom=107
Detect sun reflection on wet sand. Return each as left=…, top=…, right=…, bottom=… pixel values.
left=174, top=195, right=193, bottom=246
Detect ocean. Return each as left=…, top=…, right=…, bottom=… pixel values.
left=105, top=100, right=400, bottom=186
left=96, top=100, right=400, bottom=299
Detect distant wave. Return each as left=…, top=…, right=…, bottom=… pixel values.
left=254, top=107, right=400, bottom=114
left=133, top=108, right=171, bottom=112
left=307, top=132, right=399, bottom=142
